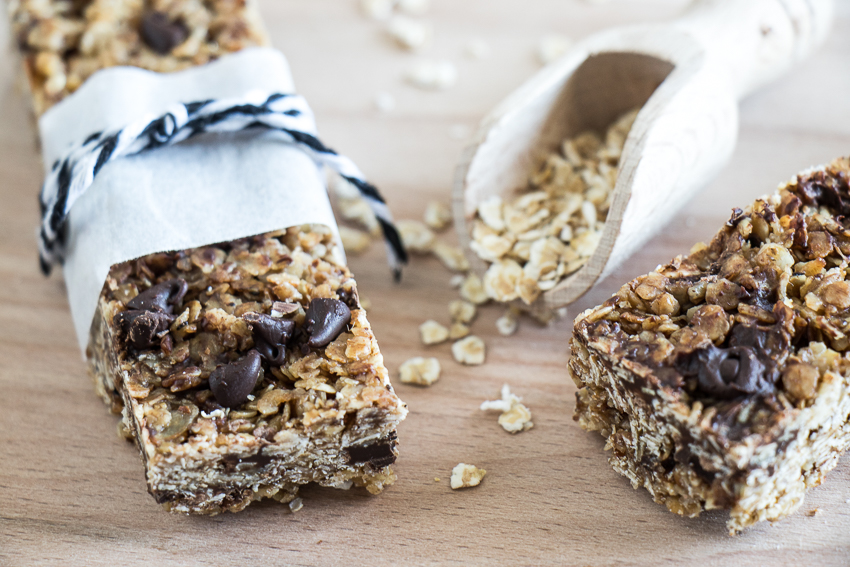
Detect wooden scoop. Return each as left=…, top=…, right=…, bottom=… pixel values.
left=453, top=0, right=834, bottom=314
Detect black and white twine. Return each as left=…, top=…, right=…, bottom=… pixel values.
left=38, top=91, right=408, bottom=278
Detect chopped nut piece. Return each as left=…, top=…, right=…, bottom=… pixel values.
left=398, top=219, right=435, bottom=253
left=480, top=384, right=533, bottom=433
left=399, top=356, right=441, bottom=386
left=338, top=226, right=371, bottom=254
left=782, top=363, right=820, bottom=402
left=424, top=201, right=453, bottom=231
left=452, top=335, right=485, bottom=365
left=450, top=463, right=486, bottom=489
left=420, top=320, right=449, bottom=345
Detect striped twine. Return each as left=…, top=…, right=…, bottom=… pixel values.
left=38, top=91, right=408, bottom=278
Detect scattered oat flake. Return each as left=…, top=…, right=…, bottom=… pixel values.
left=387, top=15, right=432, bottom=50
left=434, top=477, right=441, bottom=482
left=406, top=59, right=457, bottom=90
left=537, top=34, right=572, bottom=65
left=399, top=356, right=441, bottom=386
left=450, top=274, right=466, bottom=288
left=360, top=0, right=394, bottom=20
left=448, top=299, right=476, bottom=324
left=451, top=463, right=486, bottom=489
left=338, top=226, right=371, bottom=254
left=289, top=497, right=304, bottom=512
left=449, top=322, right=470, bottom=340
left=460, top=273, right=488, bottom=304
left=465, top=38, right=490, bottom=59
left=397, top=0, right=430, bottom=16
left=433, top=242, right=470, bottom=272
left=374, top=91, right=396, bottom=113
left=420, top=320, right=449, bottom=345
left=398, top=219, right=436, bottom=253
left=481, top=384, right=533, bottom=433
left=496, top=308, right=519, bottom=336
left=452, top=335, right=485, bottom=365
left=424, top=200, right=453, bottom=231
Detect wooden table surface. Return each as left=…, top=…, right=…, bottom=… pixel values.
left=2, top=1, right=850, bottom=565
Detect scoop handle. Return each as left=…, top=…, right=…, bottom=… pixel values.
left=674, top=0, right=834, bottom=100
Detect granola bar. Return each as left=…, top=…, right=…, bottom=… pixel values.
left=9, top=2, right=406, bottom=513
left=8, top=0, right=268, bottom=115
left=89, top=226, right=407, bottom=513
left=570, top=157, right=850, bottom=534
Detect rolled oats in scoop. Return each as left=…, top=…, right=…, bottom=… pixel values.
left=470, top=109, right=638, bottom=305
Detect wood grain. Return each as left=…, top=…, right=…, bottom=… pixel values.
left=1, top=1, right=849, bottom=565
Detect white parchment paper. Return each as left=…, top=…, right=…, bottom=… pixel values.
left=37, top=48, right=341, bottom=352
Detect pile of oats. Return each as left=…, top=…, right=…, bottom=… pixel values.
left=470, top=108, right=639, bottom=305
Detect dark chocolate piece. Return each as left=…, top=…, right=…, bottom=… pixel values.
left=346, top=441, right=397, bottom=469
left=209, top=350, right=262, bottom=408
left=115, top=309, right=174, bottom=350
left=243, top=313, right=295, bottom=365
left=126, top=278, right=188, bottom=314
left=140, top=11, right=189, bottom=55
left=304, top=298, right=351, bottom=347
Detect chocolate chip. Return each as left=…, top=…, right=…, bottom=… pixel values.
left=346, top=441, right=397, bottom=469
left=243, top=313, right=295, bottom=365
left=209, top=350, right=261, bottom=408
left=140, top=11, right=188, bottom=54
left=127, top=278, right=187, bottom=314
left=678, top=344, right=779, bottom=399
left=304, top=298, right=351, bottom=347
left=114, top=309, right=174, bottom=350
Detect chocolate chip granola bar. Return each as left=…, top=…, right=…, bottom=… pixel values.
left=8, top=0, right=268, bottom=114
left=89, top=225, right=407, bottom=513
left=9, top=2, right=407, bottom=513
left=570, top=157, right=850, bottom=534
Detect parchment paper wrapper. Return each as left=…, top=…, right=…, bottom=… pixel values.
left=38, top=48, right=341, bottom=352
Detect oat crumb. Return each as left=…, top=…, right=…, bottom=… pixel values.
left=420, top=320, right=449, bottom=345
left=481, top=384, right=533, bottom=433
left=399, top=356, right=441, bottom=386
left=806, top=508, right=821, bottom=517
left=289, top=497, right=304, bottom=513
left=387, top=15, right=432, bottom=51
left=406, top=59, right=457, bottom=90
left=451, top=463, right=486, bottom=489
left=496, top=308, right=519, bottom=336
left=338, top=226, right=371, bottom=254
left=424, top=200, right=453, bottom=231
left=452, top=335, right=485, bottom=365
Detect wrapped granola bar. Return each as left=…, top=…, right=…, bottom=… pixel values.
left=10, top=0, right=408, bottom=513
